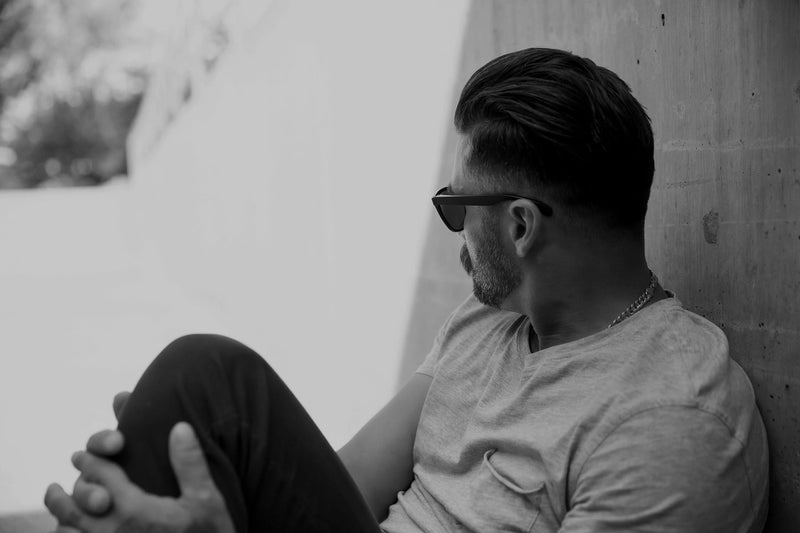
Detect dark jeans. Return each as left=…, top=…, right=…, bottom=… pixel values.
left=113, top=334, right=383, bottom=533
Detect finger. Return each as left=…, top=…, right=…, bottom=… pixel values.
left=44, top=483, right=92, bottom=530
left=71, top=451, right=131, bottom=496
left=168, top=422, right=215, bottom=499
left=86, top=429, right=124, bottom=456
left=112, top=391, right=130, bottom=421
left=72, top=476, right=112, bottom=515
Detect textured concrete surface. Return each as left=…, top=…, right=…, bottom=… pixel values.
left=399, top=1, right=800, bottom=531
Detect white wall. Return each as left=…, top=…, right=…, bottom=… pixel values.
left=0, top=185, right=226, bottom=513
left=129, top=0, right=469, bottom=445
left=0, top=0, right=468, bottom=514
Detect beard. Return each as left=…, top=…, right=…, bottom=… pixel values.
left=460, top=228, right=521, bottom=309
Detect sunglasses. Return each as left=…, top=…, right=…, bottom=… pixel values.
left=431, top=186, right=554, bottom=232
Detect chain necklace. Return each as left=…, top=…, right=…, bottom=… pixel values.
left=607, top=270, right=659, bottom=328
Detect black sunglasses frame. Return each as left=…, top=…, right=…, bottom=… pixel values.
left=431, top=186, right=554, bottom=232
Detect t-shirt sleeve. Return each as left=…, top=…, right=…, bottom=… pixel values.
left=415, top=293, right=483, bottom=377
left=558, top=406, right=766, bottom=533
left=414, top=322, right=447, bottom=377
left=415, top=296, right=470, bottom=377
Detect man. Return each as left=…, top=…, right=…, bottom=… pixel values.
left=45, top=48, right=769, bottom=532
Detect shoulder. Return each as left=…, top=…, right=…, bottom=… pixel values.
left=582, top=298, right=750, bottom=425
left=416, top=293, right=523, bottom=377
left=558, top=299, right=767, bottom=515
left=616, top=299, right=760, bottom=440
left=656, top=300, right=730, bottom=359
left=619, top=297, right=730, bottom=366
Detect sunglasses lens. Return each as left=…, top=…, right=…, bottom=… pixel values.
left=440, top=204, right=464, bottom=231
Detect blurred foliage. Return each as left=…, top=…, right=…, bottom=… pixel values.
left=0, top=0, right=150, bottom=188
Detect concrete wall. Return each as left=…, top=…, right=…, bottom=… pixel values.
left=400, top=1, right=800, bottom=530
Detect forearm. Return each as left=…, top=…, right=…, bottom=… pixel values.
left=338, top=441, right=413, bottom=522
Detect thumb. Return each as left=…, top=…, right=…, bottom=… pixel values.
left=168, top=422, right=215, bottom=499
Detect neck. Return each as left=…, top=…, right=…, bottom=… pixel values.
left=519, top=242, right=665, bottom=352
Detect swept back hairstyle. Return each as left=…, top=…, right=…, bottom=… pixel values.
left=455, top=48, right=655, bottom=230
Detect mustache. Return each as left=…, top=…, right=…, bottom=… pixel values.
left=460, top=243, right=472, bottom=275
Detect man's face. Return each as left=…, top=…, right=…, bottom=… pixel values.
left=453, top=135, right=522, bottom=309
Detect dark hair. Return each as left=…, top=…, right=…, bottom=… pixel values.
left=455, top=48, right=654, bottom=230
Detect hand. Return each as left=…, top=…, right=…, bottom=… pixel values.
left=44, top=422, right=235, bottom=533
left=67, top=391, right=131, bottom=516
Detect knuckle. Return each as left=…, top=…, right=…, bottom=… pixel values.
left=87, top=429, right=120, bottom=455
left=86, top=430, right=105, bottom=450
left=184, top=485, right=218, bottom=506
left=72, top=479, right=95, bottom=511
left=195, top=487, right=214, bottom=502
left=73, top=452, right=110, bottom=482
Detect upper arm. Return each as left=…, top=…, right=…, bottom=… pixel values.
left=559, top=406, right=767, bottom=533
left=337, top=372, right=433, bottom=522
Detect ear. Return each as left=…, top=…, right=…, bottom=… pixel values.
left=506, top=199, right=542, bottom=258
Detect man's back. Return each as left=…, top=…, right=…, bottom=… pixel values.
left=381, top=294, right=768, bottom=532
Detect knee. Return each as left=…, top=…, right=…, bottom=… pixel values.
left=122, top=334, right=278, bottom=450
left=162, top=333, right=242, bottom=357
left=151, top=333, right=269, bottom=381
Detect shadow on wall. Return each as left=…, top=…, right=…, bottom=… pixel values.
left=399, top=1, right=800, bottom=531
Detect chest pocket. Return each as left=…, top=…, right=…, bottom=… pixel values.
left=466, top=449, right=545, bottom=532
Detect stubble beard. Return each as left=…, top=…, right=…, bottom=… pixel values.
left=460, top=234, right=521, bottom=309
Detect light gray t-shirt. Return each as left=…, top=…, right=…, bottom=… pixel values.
left=380, top=294, right=769, bottom=533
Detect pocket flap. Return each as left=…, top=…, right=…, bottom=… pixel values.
left=483, top=449, right=545, bottom=495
